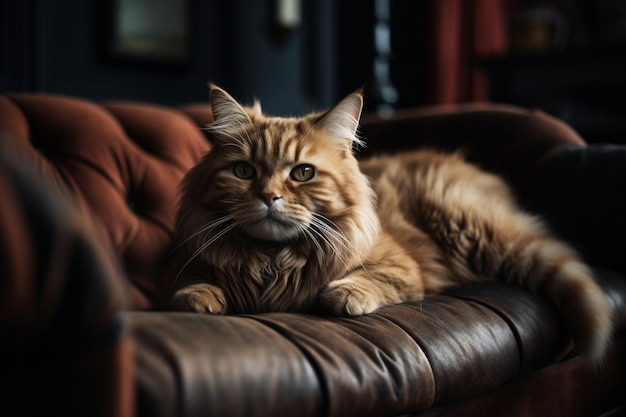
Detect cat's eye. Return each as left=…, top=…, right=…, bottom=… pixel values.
left=233, top=162, right=256, bottom=179
left=290, top=164, right=315, bottom=182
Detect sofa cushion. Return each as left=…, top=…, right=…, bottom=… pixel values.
left=129, top=275, right=626, bottom=417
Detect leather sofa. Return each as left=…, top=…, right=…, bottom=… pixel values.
left=0, top=93, right=624, bottom=417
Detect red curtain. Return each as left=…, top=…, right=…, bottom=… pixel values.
left=427, top=0, right=522, bottom=104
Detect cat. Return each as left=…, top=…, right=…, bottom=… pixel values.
left=171, top=85, right=613, bottom=363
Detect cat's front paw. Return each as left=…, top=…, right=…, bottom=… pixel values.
left=172, top=283, right=227, bottom=314
left=319, top=275, right=382, bottom=316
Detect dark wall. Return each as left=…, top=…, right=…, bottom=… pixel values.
left=2, top=0, right=217, bottom=105
left=1, top=0, right=340, bottom=114
left=336, top=0, right=429, bottom=113
left=216, top=0, right=338, bottom=114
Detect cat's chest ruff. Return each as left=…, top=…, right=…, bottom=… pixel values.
left=258, top=245, right=308, bottom=277
left=235, top=246, right=310, bottom=310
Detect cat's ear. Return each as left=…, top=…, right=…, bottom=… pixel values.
left=209, top=84, right=252, bottom=131
left=250, top=98, right=262, bottom=117
left=315, top=90, right=364, bottom=148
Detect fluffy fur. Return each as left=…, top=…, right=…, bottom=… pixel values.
left=171, top=86, right=613, bottom=363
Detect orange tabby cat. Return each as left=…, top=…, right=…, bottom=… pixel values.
left=171, top=85, right=613, bottom=362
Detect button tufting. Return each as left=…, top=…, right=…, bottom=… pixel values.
left=127, top=197, right=139, bottom=214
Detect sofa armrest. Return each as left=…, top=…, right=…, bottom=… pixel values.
left=0, top=145, right=132, bottom=417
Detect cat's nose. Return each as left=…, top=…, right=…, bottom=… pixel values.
left=260, top=193, right=282, bottom=207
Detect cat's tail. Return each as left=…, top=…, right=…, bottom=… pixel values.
left=498, top=221, right=613, bottom=364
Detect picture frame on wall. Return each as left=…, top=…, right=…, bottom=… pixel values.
left=103, top=0, right=191, bottom=68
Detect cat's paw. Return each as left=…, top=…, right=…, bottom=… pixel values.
left=172, top=283, right=227, bottom=314
left=319, top=275, right=382, bottom=316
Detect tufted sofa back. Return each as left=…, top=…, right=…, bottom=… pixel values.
left=0, top=94, right=211, bottom=308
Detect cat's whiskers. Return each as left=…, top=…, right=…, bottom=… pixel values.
left=171, top=219, right=238, bottom=291
left=218, top=199, right=242, bottom=205
left=309, top=214, right=374, bottom=275
left=310, top=214, right=368, bottom=258
left=172, top=214, right=234, bottom=252
left=299, top=225, right=324, bottom=255
left=305, top=222, right=352, bottom=273
left=309, top=214, right=379, bottom=280
left=175, top=206, right=196, bottom=229
left=199, top=222, right=238, bottom=248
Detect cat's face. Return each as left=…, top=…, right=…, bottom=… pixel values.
left=195, top=86, right=367, bottom=243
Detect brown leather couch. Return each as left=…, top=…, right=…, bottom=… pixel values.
left=1, top=94, right=624, bottom=417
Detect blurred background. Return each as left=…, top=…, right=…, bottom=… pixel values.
left=1, top=0, right=625, bottom=143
